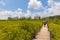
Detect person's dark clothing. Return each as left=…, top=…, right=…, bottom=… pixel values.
left=43, top=21, right=47, bottom=25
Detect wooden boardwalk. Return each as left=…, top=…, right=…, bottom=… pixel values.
left=33, top=24, right=50, bottom=40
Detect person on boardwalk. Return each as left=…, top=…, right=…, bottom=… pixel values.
left=43, top=21, right=47, bottom=27
left=33, top=22, right=50, bottom=40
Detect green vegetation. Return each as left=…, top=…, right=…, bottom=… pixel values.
left=45, top=15, right=60, bottom=40
left=48, top=21, right=60, bottom=40
left=0, top=20, right=42, bottom=40
left=1, top=15, right=60, bottom=40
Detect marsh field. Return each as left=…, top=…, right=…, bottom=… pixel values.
left=0, top=15, right=60, bottom=40
left=0, top=20, right=42, bottom=40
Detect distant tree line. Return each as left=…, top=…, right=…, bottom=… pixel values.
left=42, top=15, right=60, bottom=22
left=8, top=16, right=41, bottom=20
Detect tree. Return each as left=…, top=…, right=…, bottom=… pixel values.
left=34, top=16, right=41, bottom=20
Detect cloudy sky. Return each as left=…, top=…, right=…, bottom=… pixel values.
left=0, top=0, right=60, bottom=19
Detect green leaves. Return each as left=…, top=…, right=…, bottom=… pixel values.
left=0, top=20, right=42, bottom=40
left=48, top=20, right=60, bottom=40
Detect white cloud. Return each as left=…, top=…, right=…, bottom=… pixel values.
left=24, top=10, right=31, bottom=18
left=0, top=1, right=5, bottom=6
left=0, top=9, right=42, bottom=19
left=0, top=8, right=32, bottom=19
left=0, top=10, right=11, bottom=19
left=28, top=0, right=42, bottom=10
left=0, top=0, right=60, bottom=19
left=48, top=0, right=54, bottom=6
left=48, top=0, right=60, bottom=15
left=0, top=9, right=23, bottom=19
left=17, top=8, right=22, bottom=12
left=40, top=0, right=60, bottom=17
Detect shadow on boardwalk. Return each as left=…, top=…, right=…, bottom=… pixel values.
left=33, top=24, right=50, bottom=40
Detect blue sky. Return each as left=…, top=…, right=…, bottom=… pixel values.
left=0, top=0, right=48, bottom=11
left=0, top=0, right=29, bottom=11
left=0, top=0, right=60, bottom=19
left=0, top=0, right=59, bottom=11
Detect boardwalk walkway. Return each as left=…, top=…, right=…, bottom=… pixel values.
left=33, top=24, right=50, bottom=40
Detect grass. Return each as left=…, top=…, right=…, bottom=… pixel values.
left=0, top=20, right=42, bottom=40
left=48, top=20, right=60, bottom=40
